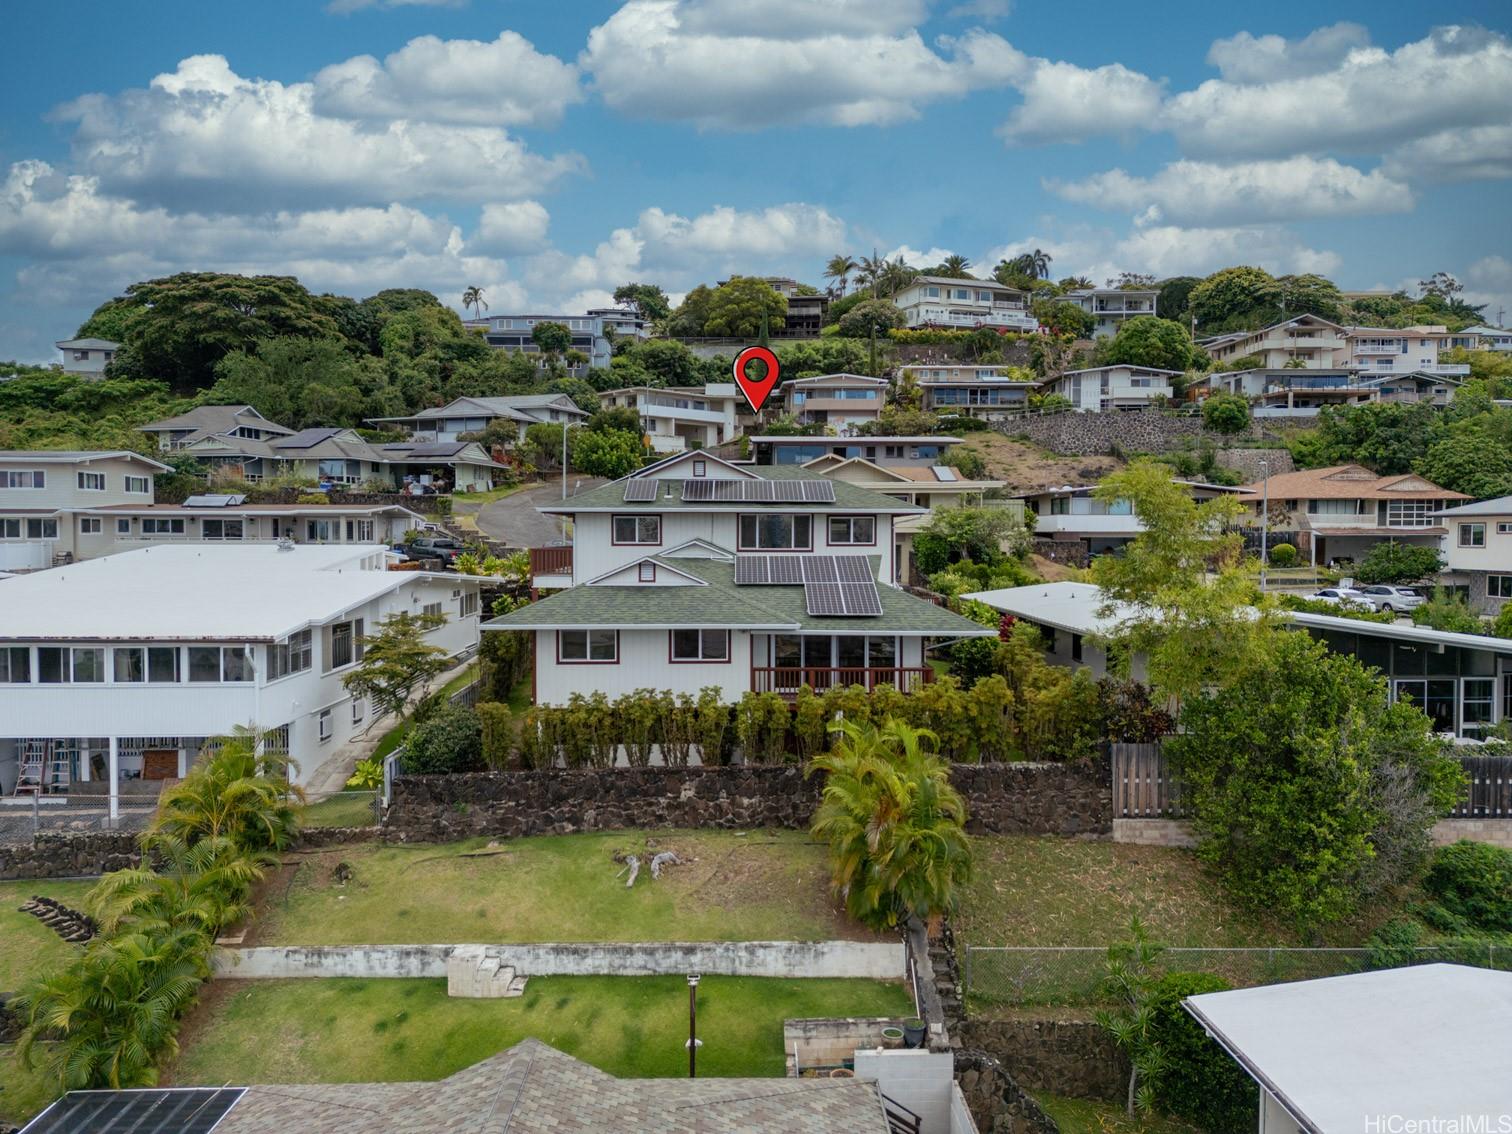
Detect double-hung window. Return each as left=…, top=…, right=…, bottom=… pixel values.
left=559, top=629, right=617, bottom=663
left=124, top=475, right=150, bottom=494
left=670, top=629, right=729, bottom=662
left=2, top=470, right=44, bottom=488
left=827, top=516, right=875, bottom=545
left=326, top=619, right=364, bottom=671
left=0, top=647, right=30, bottom=683
left=459, top=591, right=479, bottom=618
left=1460, top=523, right=1486, bottom=548
left=80, top=517, right=102, bottom=534
left=612, top=515, right=661, bottom=544
left=77, top=471, right=106, bottom=491
left=738, top=513, right=812, bottom=551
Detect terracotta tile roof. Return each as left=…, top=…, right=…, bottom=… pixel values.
left=1237, top=464, right=1468, bottom=502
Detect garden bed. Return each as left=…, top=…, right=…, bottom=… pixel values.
left=252, top=830, right=879, bottom=946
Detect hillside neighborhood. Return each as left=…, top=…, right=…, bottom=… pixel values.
left=4, top=5, right=1512, bottom=1134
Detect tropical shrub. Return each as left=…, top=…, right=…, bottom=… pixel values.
left=694, top=686, right=731, bottom=765
left=154, top=734, right=301, bottom=852
left=1412, top=588, right=1485, bottom=635
left=1267, top=542, right=1298, bottom=568
left=1201, top=392, right=1251, bottom=435
left=618, top=689, right=662, bottom=767
left=736, top=691, right=792, bottom=765
left=477, top=702, right=515, bottom=769
left=1355, top=542, right=1443, bottom=585
left=1423, top=841, right=1512, bottom=933
left=402, top=704, right=484, bottom=774
left=1146, top=972, right=1258, bottom=1130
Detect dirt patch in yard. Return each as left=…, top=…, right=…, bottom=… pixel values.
left=961, top=434, right=1123, bottom=494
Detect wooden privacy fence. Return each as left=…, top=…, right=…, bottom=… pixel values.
left=1113, top=743, right=1512, bottom=821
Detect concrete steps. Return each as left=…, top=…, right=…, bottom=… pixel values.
left=446, top=945, right=528, bottom=998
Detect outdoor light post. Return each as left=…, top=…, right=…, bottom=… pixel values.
left=686, top=973, right=702, bottom=1078
left=1259, top=457, right=1270, bottom=591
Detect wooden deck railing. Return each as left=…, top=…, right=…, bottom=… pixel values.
left=529, top=546, right=573, bottom=576
left=750, top=666, right=934, bottom=696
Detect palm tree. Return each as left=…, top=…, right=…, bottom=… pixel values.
left=998, top=250, right=1053, bottom=282
left=877, top=258, right=919, bottom=299
left=824, top=254, right=859, bottom=297
left=1059, top=275, right=1095, bottom=290
left=937, top=254, right=973, bottom=279
left=808, top=718, right=972, bottom=930
left=153, top=733, right=302, bottom=853
left=856, top=253, right=890, bottom=298
left=88, top=834, right=265, bottom=939
left=461, top=285, right=488, bottom=321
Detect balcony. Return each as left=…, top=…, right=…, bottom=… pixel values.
left=908, top=307, right=1038, bottom=331
left=529, top=545, right=573, bottom=587
left=751, top=666, right=934, bottom=696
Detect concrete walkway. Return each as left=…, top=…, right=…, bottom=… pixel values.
left=474, top=478, right=606, bottom=547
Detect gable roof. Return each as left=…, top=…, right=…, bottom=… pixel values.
left=540, top=463, right=926, bottom=516
left=784, top=373, right=890, bottom=388
left=633, top=448, right=757, bottom=480
left=1432, top=494, right=1512, bottom=517
left=0, top=449, right=171, bottom=471
left=1237, top=464, right=1468, bottom=501
left=55, top=337, right=120, bottom=350
left=138, top=405, right=295, bottom=441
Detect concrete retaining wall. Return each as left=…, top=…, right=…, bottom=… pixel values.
left=1432, top=819, right=1512, bottom=850
left=216, top=939, right=906, bottom=981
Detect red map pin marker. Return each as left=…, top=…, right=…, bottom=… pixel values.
left=732, top=346, right=780, bottom=413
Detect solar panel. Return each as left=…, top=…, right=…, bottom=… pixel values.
left=771, top=481, right=804, bottom=502
left=734, top=555, right=769, bottom=585
left=769, top=556, right=804, bottom=584
left=836, top=555, right=873, bottom=582
left=182, top=494, right=247, bottom=508
left=745, top=479, right=775, bottom=502
left=622, top=479, right=658, bottom=502
left=804, top=581, right=845, bottom=615
left=681, top=479, right=713, bottom=501
left=23, top=1088, right=247, bottom=1134
left=933, top=465, right=959, bottom=482
left=799, top=479, right=837, bottom=502
left=839, top=581, right=885, bottom=615
left=802, top=557, right=839, bottom=583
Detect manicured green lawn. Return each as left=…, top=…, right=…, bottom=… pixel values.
left=0, top=1049, right=64, bottom=1129
left=167, top=976, right=910, bottom=1084
left=257, top=831, right=872, bottom=946
left=300, top=791, right=381, bottom=828
left=0, top=880, right=96, bottom=991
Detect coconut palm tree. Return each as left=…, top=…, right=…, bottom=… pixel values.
left=936, top=254, right=973, bottom=279
left=461, top=285, right=488, bottom=321
left=855, top=253, right=890, bottom=297
left=877, top=258, right=919, bottom=299
left=1059, top=275, right=1095, bottom=290
left=808, top=718, right=972, bottom=930
left=824, top=254, right=859, bottom=297
left=153, top=732, right=302, bottom=853
left=88, top=834, right=265, bottom=939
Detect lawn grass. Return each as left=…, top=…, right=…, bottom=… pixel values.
left=166, top=976, right=910, bottom=1085
left=1033, top=1093, right=1202, bottom=1134
left=300, top=791, right=381, bottom=828
left=0, top=879, right=97, bottom=990
left=0, top=1050, right=63, bottom=1129
left=255, top=831, right=873, bottom=946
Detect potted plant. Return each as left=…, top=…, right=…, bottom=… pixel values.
left=880, top=1025, right=905, bottom=1048
left=902, top=1017, right=927, bottom=1049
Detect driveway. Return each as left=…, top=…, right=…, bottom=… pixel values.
left=475, top=477, right=607, bottom=547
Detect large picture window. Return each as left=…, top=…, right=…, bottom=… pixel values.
left=1489, top=575, right=1512, bottom=599
left=827, top=516, right=875, bottom=545
left=738, top=513, right=812, bottom=550
left=612, top=515, right=661, bottom=544
left=559, top=629, right=617, bottom=663
left=670, top=629, right=729, bottom=662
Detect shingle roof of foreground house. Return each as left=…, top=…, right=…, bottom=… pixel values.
left=1236, top=463, right=1468, bottom=502
left=25, top=1039, right=893, bottom=1134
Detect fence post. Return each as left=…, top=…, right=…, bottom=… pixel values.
left=964, top=945, right=972, bottom=1000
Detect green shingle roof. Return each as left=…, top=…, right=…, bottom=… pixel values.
left=539, top=465, right=925, bottom=515
left=484, top=556, right=992, bottom=637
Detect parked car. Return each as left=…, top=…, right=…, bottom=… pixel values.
left=402, top=536, right=468, bottom=566
left=1306, top=587, right=1374, bottom=610
left=1354, top=585, right=1425, bottom=614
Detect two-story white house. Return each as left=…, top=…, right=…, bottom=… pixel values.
left=1202, top=315, right=1350, bottom=370
left=780, top=374, right=888, bottom=431
left=750, top=434, right=964, bottom=468
left=0, top=544, right=481, bottom=809
left=490, top=450, right=991, bottom=707
left=0, top=450, right=171, bottom=571
left=463, top=310, right=651, bottom=372
left=893, top=277, right=1037, bottom=332
left=1063, top=289, right=1158, bottom=338
left=367, top=393, right=589, bottom=444
left=1025, top=480, right=1246, bottom=559
left=1236, top=464, right=1468, bottom=567
left=55, top=338, right=119, bottom=378
left=1342, top=325, right=1471, bottom=377
left=1436, top=495, right=1512, bottom=617
left=1211, top=367, right=1460, bottom=417
left=910, top=365, right=1036, bottom=419
left=598, top=384, right=742, bottom=453
left=1037, top=365, right=1180, bottom=412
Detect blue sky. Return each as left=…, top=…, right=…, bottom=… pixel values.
left=3, top=0, right=1510, bottom=362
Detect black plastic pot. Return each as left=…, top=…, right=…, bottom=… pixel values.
left=902, top=1020, right=926, bottom=1049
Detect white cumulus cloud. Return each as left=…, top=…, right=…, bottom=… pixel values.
left=1382, top=125, right=1512, bottom=184
left=473, top=201, right=551, bottom=254
left=1116, top=224, right=1342, bottom=279
left=1205, top=22, right=1371, bottom=84
left=996, top=60, right=1164, bottom=146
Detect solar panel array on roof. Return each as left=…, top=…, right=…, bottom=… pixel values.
left=274, top=428, right=341, bottom=450
left=804, top=581, right=845, bottom=616
left=22, top=1087, right=246, bottom=1134
left=933, top=465, right=958, bottom=482
left=802, top=578, right=884, bottom=616
left=679, top=479, right=835, bottom=503
left=407, top=442, right=467, bottom=458
left=735, top=555, right=873, bottom=586
left=622, top=479, right=659, bottom=502
left=182, top=494, right=247, bottom=508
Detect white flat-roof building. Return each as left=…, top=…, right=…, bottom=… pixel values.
left=0, top=545, right=481, bottom=807
left=1184, top=964, right=1512, bottom=1134
left=1062, top=288, right=1158, bottom=338
left=597, top=384, right=742, bottom=453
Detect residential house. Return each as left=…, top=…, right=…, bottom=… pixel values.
left=780, top=374, right=889, bottom=430
left=491, top=450, right=992, bottom=705
left=182, top=428, right=508, bottom=492
left=751, top=435, right=963, bottom=467
left=1234, top=464, right=1468, bottom=567
left=893, top=277, right=1037, bottom=332
left=54, top=337, right=119, bottom=378
left=716, top=276, right=829, bottom=336
left=1202, top=315, right=1350, bottom=370
left=965, top=581, right=1512, bottom=739
left=367, top=393, right=589, bottom=444
left=1184, top=965, right=1512, bottom=1134
left=1449, top=324, right=1512, bottom=352
left=463, top=309, right=651, bottom=372
left=1063, top=288, right=1158, bottom=338
left=598, top=384, right=742, bottom=453
left=77, top=497, right=424, bottom=556
left=1435, top=495, right=1512, bottom=616
left=139, top=405, right=296, bottom=451
left=800, top=454, right=1014, bottom=583
left=1037, top=365, right=1179, bottom=412
left=0, top=450, right=171, bottom=571
left=908, top=365, right=1036, bottom=419
left=1341, top=324, right=1471, bottom=377
left=0, top=544, right=481, bottom=808
left=1023, top=481, right=1245, bottom=558
left=1211, top=367, right=1458, bottom=417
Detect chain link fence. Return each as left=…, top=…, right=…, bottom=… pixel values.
left=0, top=797, right=158, bottom=842
left=963, top=944, right=1512, bottom=1008
left=301, top=789, right=382, bottom=829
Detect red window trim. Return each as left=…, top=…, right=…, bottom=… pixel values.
left=826, top=514, right=878, bottom=547
left=735, top=513, right=814, bottom=553
left=556, top=629, right=620, bottom=665
left=611, top=513, right=663, bottom=546
left=668, top=628, right=732, bottom=665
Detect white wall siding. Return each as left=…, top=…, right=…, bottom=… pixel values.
left=533, top=628, right=753, bottom=704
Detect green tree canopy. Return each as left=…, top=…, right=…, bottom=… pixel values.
left=612, top=283, right=672, bottom=322
left=530, top=320, right=573, bottom=359
left=836, top=299, right=905, bottom=338
left=1096, top=315, right=1201, bottom=371
left=702, top=277, right=788, bottom=338
left=1188, top=265, right=1278, bottom=332
left=571, top=427, right=647, bottom=478
left=666, top=284, right=715, bottom=337
left=1030, top=299, right=1095, bottom=338
left=1201, top=392, right=1251, bottom=435
left=1415, top=424, right=1512, bottom=498
left=1155, top=276, right=1200, bottom=324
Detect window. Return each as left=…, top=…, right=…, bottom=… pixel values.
left=326, top=618, right=364, bottom=670
left=124, top=475, right=149, bottom=493
left=116, top=519, right=130, bottom=534
left=77, top=471, right=105, bottom=491
left=345, top=519, right=374, bottom=542
left=1462, top=678, right=1496, bottom=739
left=80, top=517, right=101, bottom=534
left=36, top=647, right=104, bottom=683
left=612, top=515, right=661, bottom=544
left=2, top=470, right=44, bottom=488
left=188, top=647, right=221, bottom=682
left=738, top=513, right=812, bottom=550
left=0, top=646, right=30, bottom=683
left=638, top=562, right=657, bottom=583
left=559, top=629, right=617, bottom=663
left=977, top=291, right=992, bottom=302
left=925, top=286, right=940, bottom=298
left=142, top=518, right=185, bottom=535
left=691, top=460, right=707, bottom=478
left=307, top=519, right=335, bottom=542
left=459, top=591, right=479, bottom=618
left=352, top=697, right=365, bottom=724
left=1308, top=498, right=1365, bottom=515
left=671, top=628, right=730, bottom=662
left=319, top=709, right=333, bottom=743
left=1489, top=575, right=1512, bottom=599
left=422, top=601, right=444, bottom=619
left=113, top=647, right=145, bottom=682
left=1460, top=523, right=1486, bottom=548
left=72, top=648, right=105, bottom=683
left=1071, top=634, right=1083, bottom=662
left=202, top=519, right=244, bottom=540
left=1385, top=500, right=1433, bottom=527
left=185, top=646, right=251, bottom=682
left=268, top=628, right=313, bottom=679
left=1498, top=522, right=1512, bottom=535
left=148, top=647, right=180, bottom=683
left=951, top=288, right=970, bottom=300
left=828, top=516, right=876, bottom=545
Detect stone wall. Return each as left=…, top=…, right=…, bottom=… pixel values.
left=1214, top=447, right=1294, bottom=481
left=961, top=1017, right=1128, bottom=1102
left=1433, top=819, right=1512, bottom=850
left=0, top=832, right=140, bottom=880
left=1005, top=410, right=1270, bottom=456
left=1031, top=539, right=1091, bottom=567
left=298, top=825, right=384, bottom=848
left=383, top=762, right=1112, bottom=843
left=954, top=1050, right=1060, bottom=1134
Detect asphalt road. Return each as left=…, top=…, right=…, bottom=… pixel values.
left=475, top=477, right=606, bottom=547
